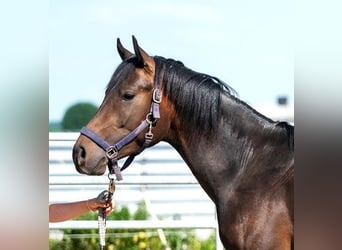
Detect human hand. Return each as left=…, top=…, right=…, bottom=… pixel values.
left=87, top=197, right=116, bottom=216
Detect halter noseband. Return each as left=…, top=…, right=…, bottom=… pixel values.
left=80, top=77, right=161, bottom=181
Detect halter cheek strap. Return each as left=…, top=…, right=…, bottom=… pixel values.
left=80, top=88, right=161, bottom=181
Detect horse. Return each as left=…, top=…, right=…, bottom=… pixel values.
left=72, top=36, right=294, bottom=249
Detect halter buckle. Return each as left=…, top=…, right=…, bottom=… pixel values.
left=152, top=89, right=161, bottom=104
left=106, top=146, right=118, bottom=159
left=145, top=132, right=153, bottom=140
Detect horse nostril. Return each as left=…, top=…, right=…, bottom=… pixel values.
left=76, top=146, right=86, bottom=166
left=80, top=146, right=86, bottom=159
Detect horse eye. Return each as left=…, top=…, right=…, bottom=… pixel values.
left=122, top=93, right=135, bottom=101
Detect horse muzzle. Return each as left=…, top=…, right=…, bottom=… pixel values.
left=72, top=137, right=108, bottom=175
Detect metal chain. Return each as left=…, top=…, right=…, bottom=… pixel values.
left=97, top=174, right=116, bottom=250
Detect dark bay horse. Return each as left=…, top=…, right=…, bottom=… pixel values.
left=72, top=36, right=294, bottom=249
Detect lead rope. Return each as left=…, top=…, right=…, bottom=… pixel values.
left=97, top=173, right=116, bottom=250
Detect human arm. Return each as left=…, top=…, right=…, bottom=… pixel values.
left=49, top=198, right=114, bottom=223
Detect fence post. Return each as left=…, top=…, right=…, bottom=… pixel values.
left=142, top=185, right=171, bottom=250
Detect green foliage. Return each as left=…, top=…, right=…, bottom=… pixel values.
left=200, top=234, right=216, bottom=250
left=49, top=121, right=62, bottom=132
left=61, top=102, right=97, bottom=131
left=132, top=201, right=149, bottom=220
left=49, top=202, right=216, bottom=250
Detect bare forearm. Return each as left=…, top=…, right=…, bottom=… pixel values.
left=49, top=197, right=114, bottom=222
left=49, top=200, right=90, bottom=222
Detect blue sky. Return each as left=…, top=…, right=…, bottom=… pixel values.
left=49, top=0, right=293, bottom=122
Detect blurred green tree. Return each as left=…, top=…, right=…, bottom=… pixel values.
left=61, top=102, right=97, bottom=131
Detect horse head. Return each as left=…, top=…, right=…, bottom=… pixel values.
left=72, top=36, right=170, bottom=176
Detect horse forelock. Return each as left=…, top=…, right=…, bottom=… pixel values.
left=105, top=57, right=138, bottom=96
left=154, top=56, right=237, bottom=142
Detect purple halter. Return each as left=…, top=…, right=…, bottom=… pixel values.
left=80, top=85, right=161, bottom=181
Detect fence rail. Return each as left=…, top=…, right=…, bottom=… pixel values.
left=49, top=220, right=218, bottom=230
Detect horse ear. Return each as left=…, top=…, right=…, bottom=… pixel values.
left=117, top=38, right=133, bottom=61
left=132, top=35, right=154, bottom=72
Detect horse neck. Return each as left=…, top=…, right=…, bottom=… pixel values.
left=166, top=94, right=292, bottom=202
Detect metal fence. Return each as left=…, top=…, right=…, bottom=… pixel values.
left=49, top=132, right=224, bottom=249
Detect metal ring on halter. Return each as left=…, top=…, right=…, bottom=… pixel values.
left=145, top=112, right=154, bottom=124
left=108, top=172, right=116, bottom=180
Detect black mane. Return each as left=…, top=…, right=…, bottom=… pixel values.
left=154, top=56, right=237, bottom=141
left=154, top=56, right=294, bottom=150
